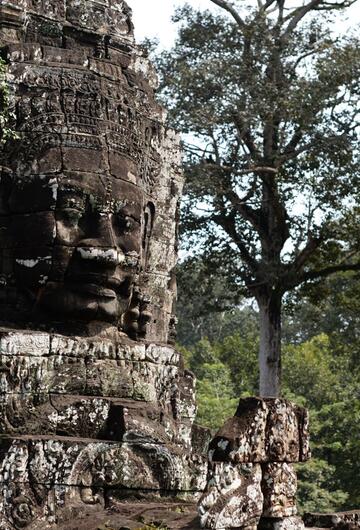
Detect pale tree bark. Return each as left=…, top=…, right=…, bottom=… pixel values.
left=256, top=290, right=282, bottom=397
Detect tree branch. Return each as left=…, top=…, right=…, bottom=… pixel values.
left=212, top=212, right=259, bottom=270
left=224, top=188, right=266, bottom=237
left=279, top=131, right=349, bottom=163
left=209, top=0, right=246, bottom=29
left=263, top=0, right=278, bottom=8
left=232, top=113, right=261, bottom=160
left=282, top=0, right=323, bottom=40
left=293, top=235, right=322, bottom=271
left=301, top=261, right=360, bottom=282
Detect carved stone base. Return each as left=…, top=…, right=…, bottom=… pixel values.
left=198, top=463, right=263, bottom=530
left=0, top=436, right=206, bottom=529
left=259, top=517, right=305, bottom=530
left=0, top=331, right=208, bottom=529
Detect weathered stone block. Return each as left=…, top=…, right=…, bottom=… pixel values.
left=0, top=332, right=182, bottom=406
left=198, top=462, right=263, bottom=529
left=208, top=397, right=310, bottom=464
left=191, top=424, right=213, bottom=456
left=0, top=436, right=207, bottom=528
left=261, top=463, right=297, bottom=518
left=208, top=397, right=268, bottom=463
left=264, top=399, right=310, bottom=463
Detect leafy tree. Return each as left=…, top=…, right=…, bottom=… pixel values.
left=176, top=257, right=242, bottom=345
left=312, top=393, right=360, bottom=508
left=282, top=334, right=340, bottom=407
left=284, top=271, right=360, bottom=368
left=185, top=329, right=359, bottom=510
left=158, top=0, right=360, bottom=396
left=296, top=459, right=349, bottom=513
left=176, top=258, right=260, bottom=345
left=282, top=333, right=360, bottom=509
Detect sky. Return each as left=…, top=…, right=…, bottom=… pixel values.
left=129, top=0, right=360, bottom=48
left=129, top=0, right=215, bottom=47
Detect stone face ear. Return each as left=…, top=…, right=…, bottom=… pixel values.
left=142, top=201, right=155, bottom=269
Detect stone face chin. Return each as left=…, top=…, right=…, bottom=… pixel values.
left=0, top=2, right=208, bottom=529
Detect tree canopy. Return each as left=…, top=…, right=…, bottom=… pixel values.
left=156, top=0, right=360, bottom=395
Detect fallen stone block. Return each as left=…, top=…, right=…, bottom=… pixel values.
left=208, top=397, right=268, bottom=463
left=265, top=399, right=310, bottom=463
left=191, top=424, right=213, bottom=456
left=303, top=511, right=360, bottom=529
left=198, top=462, right=263, bottom=529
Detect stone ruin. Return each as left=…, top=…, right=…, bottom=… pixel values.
left=198, top=399, right=359, bottom=530
left=198, top=397, right=311, bottom=530
left=0, top=2, right=359, bottom=530
left=0, top=1, right=209, bottom=528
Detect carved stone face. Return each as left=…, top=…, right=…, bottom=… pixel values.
left=0, top=172, right=144, bottom=326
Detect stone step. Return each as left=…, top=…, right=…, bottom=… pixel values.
left=0, top=395, right=184, bottom=444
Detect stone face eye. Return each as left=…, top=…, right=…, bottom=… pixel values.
left=59, top=208, right=83, bottom=226
left=57, top=190, right=86, bottom=212
left=113, top=213, right=137, bottom=235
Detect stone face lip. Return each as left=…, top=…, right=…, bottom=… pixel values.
left=303, top=511, right=360, bottom=529
left=208, top=397, right=311, bottom=464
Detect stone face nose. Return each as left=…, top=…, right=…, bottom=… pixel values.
left=76, top=213, right=125, bottom=265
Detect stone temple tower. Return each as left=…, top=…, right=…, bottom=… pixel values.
left=0, top=2, right=207, bottom=528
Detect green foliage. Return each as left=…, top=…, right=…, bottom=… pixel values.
left=196, top=361, right=238, bottom=429
left=176, top=257, right=261, bottom=347
left=182, top=339, right=238, bottom=429
left=178, top=263, right=360, bottom=510
left=182, top=301, right=360, bottom=510
left=156, top=4, right=360, bottom=288
left=283, top=334, right=340, bottom=407
left=296, top=459, right=349, bottom=513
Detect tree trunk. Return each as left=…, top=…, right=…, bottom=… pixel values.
left=257, top=292, right=282, bottom=397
